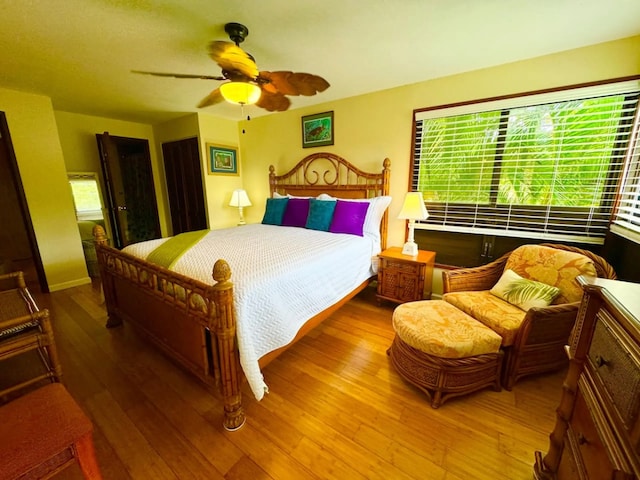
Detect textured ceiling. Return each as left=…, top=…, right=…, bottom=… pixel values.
left=1, top=0, right=639, bottom=124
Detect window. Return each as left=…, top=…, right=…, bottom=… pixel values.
left=412, top=79, right=640, bottom=245
left=68, top=173, right=105, bottom=221
left=612, top=113, right=640, bottom=242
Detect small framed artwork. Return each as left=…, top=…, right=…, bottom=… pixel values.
left=207, top=144, right=239, bottom=176
left=302, top=111, right=334, bottom=148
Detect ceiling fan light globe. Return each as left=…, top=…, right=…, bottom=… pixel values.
left=220, top=82, right=261, bottom=105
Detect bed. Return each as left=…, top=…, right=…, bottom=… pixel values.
left=94, top=152, right=391, bottom=430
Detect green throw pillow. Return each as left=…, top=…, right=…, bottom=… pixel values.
left=305, top=198, right=337, bottom=231
left=262, top=198, right=289, bottom=225
left=490, top=269, right=560, bottom=311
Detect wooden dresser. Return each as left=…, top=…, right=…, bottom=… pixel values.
left=534, top=276, right=640, bottom=479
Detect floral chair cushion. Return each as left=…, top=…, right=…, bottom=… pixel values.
left=442, top=291, right=526, bottom=346
left=504, top=245, right=596, bottom=304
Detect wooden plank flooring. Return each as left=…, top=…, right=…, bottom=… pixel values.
left=22, top=281, right=562, bottom=479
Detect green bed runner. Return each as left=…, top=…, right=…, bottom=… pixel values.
left=146, top=229, right=209, bottom=269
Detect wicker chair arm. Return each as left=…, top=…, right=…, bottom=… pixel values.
left=514, top=301, right=580, bottom=346
left=442, top=253, right=510, bottom=293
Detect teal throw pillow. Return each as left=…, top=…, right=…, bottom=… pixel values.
left=305, top=198, right=337, bottom=231
left=262, top=198, right=289, bottom=225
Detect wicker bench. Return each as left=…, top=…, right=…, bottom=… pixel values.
left=388, top=300, right=503, bottom=408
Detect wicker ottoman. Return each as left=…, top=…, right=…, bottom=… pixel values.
left=388, top=300, right=503, bottom=408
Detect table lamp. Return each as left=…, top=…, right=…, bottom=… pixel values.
left=398, top=192, right=429, bottom=256
left=229, top=189, right=252, bottom=225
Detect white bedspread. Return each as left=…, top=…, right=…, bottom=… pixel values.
left=123, top=224, right=378, bottom=400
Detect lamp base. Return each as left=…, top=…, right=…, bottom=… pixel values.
left=401, top=241, right=419, bottom=256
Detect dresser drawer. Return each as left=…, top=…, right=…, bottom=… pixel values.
left=568, top=382, right=634, bottom=479
left=588, top=308, right=640, bottom=435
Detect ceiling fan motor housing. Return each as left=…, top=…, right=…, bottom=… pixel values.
left=225, top=22, right=249, bottom=45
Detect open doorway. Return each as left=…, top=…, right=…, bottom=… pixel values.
left=68, top=172, right=108, bottom=277
left=96, top=133, right=161, bottom=249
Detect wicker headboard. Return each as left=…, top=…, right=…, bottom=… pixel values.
left=269, top=152, right=391, bottom=249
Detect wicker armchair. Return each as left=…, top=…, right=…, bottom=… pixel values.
left=442, top=243, right=616, bottom=390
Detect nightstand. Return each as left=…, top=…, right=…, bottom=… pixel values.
left=376, top=247, right=436, bottom=304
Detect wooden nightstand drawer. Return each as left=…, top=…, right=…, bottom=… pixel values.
left=380, top=258, right=421, bottom=276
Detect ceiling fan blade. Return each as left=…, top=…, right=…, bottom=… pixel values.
left=258, top=71, right=330, bottom=97
left=256, top=89, right=291, bottom=112
left=132, top=70, right=224, bottom=81
left=208, top=41, right=259, bottom=79
left=197, top=87, right=225, bottom=108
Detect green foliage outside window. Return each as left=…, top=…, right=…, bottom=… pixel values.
left=416, top=96, right=627, bottom=209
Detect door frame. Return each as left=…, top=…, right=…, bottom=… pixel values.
left=0, top=112, right=48, bottom=292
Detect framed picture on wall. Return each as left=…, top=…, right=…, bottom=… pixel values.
left=301, top=111, right=334, bottom=148
left=207, top=144, right=239, bottom=175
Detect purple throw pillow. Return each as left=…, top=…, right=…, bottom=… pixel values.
left=329, top=200, right=370, bottom=236
left=281, top=198, right=310, bottom=227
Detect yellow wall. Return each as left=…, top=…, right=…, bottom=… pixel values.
left=239, top=35, right=640, bottom=249
left=196, top=112, right=243, bottom=229
left=0, top=88, right=88, bottom=290
left=151, top=113, right=200, bottom=235
left=151, top=112, right=241, bottom=232
left=2, top=35, right=639, bottom=291
left=55, top=110, right=168, bottom=234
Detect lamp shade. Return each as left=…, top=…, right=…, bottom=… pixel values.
left=220, top=82, right=262, bottom=105
left=398, top=192, right=429, bottom=220
left=229, top=189, right=252, bottom=208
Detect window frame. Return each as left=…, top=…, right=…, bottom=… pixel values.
left=410, top=76, right=640, bottom=246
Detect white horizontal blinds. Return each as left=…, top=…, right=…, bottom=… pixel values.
left=613, top=107, right=640, bottom=236
left=412, top=80, right=640, bottom=244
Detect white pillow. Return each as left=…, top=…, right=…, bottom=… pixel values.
left=273, top=192, right=310, bottom=199
left=490, top=269, right=561, bottom=311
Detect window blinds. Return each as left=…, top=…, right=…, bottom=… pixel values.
left=412, top=79, right=640, bottom=244
left=612, top=107, right=640, bottom=240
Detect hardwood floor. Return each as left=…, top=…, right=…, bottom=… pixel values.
left=24, top=282, right=562, bottom=479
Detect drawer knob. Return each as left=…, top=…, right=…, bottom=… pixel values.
left=577, top=432, right=589, bottom=445
left=594, top=355, right=608, bottom=367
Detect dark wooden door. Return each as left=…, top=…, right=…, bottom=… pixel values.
left=0, top=112, right=47, bottom=292
left=162, top=137, right=207, bottom=234
left=96, top=132, right=161, bottom=249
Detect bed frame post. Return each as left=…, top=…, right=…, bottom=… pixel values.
left=92, top=225, right=122, bottom=328
left=381, top=157, right=391, bottom=251
left=210, top=259, right=246, bottom=431
left=268, top=164, right=276, bottom=197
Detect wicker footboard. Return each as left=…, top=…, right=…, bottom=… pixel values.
left=94, top=228, right=245, bottom=431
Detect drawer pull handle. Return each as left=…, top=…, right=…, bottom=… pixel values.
left=577, top=433, right=588, bottom=445
left=594, top=355, right=608, bottom=367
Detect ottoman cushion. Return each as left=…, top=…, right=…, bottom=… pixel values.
left=392, top=300, right=502, bottom=359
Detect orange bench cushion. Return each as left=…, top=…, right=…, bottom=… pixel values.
left=392, top=300, right=502, bottom=359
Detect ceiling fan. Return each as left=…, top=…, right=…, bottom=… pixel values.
left=133, top=22, right=330, bottom=112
